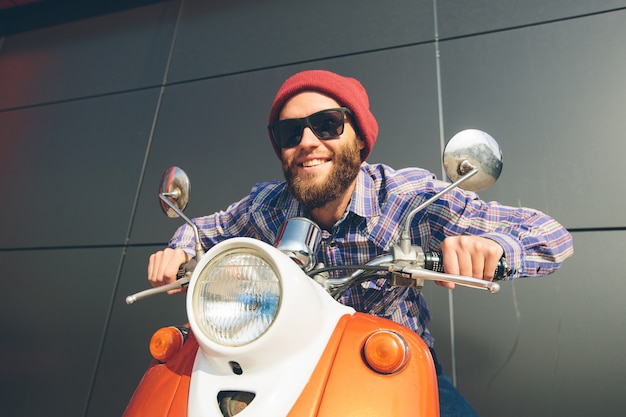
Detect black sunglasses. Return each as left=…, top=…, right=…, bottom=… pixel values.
left=268, top=107, right=353, bottom=149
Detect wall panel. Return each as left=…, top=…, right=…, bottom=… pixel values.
left=0, top=248, right=122, bottom=416
left=439, top=9, right=626, bottom=228
left=167, top=0, right=435, bottom=82
left=0, top=90, right=162, bottom=249
left=437, top=0, right=626, bottom=38
left=0, top=0, right=179, bottom=109
left=453, top=231, right=626, bottom=416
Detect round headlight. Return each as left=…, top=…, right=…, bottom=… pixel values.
left=191, top=249, right=281, bottom=347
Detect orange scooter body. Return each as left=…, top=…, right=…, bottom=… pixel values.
left=124, top=313, right=439, bottom=417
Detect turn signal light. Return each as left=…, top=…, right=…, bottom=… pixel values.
left=363, top=330, right=409, bottom=374
left=150, top=326, right=184, bottom=362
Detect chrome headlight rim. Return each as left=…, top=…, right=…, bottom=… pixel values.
left=190, top=247, right=282, bottom=348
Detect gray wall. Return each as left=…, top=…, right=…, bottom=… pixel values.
left=0, top=1, right=624, bottom=416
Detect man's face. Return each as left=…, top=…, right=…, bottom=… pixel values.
left=279, top=92, right=365, bottom=210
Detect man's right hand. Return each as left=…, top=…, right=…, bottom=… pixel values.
left=148, top=248, right=190, bottom=294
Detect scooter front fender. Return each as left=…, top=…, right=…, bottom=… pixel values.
left=125, top=313, right=438, bottom=417
left=288, top=312, right=439, bottom=417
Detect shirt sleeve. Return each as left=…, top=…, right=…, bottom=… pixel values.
left=167, top=193, right=256, bottom=258
left=427, top=185, right=574, bottom=279
left=166, top=180, right=289, bottom=258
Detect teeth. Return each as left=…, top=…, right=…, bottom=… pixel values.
left=301, top=159, right=327, bottom=167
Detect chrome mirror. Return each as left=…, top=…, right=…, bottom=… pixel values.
left=443, top=129, right=503, bottom=191
left=397, top=129, right=503, bottom=255
left=159, top=166, right=190, bottom=218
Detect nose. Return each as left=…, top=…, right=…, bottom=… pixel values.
left=298, top=126, right=322, bottom=147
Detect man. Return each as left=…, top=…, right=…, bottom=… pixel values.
left=148, top=70, right=574, bottom=415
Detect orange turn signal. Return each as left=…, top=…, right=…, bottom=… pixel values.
left=150, top=326, right=184, bottom=362
left=363, top=330, right=409, bottom=374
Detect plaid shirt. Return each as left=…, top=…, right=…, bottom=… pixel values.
left=169, top=163, right=573, bottom=347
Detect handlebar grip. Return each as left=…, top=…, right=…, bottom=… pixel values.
left=176, top=258, right=197, bottom=280
left=423, top=252, right=508, bottom=281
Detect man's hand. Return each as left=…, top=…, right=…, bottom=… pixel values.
left=436, top=236, right=504, bottom=290
left=148, top=247, right=190, bottom=295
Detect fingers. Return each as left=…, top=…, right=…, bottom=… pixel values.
left=437, top=236, right=504, bottom=284
left=147, top=248, right=189, bottom=289
left=482, top=244, right=503, bottom=281
left=435, top=280, right=456, bottom=290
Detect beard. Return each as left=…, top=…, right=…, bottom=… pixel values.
left=283, top=139, right=362, bottom=210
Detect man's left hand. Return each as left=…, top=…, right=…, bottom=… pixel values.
left=436, top=236, right=504, bottom=289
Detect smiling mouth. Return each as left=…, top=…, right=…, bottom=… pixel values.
left=300, top=158, right=330, bottom=168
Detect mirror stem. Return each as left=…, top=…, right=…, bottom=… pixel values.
left=399, top=166, right=478, bottom=254
left=158, top=194, right=204, bottom=261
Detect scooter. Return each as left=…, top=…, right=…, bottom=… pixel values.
left=124, top=129, right=506, bottom=417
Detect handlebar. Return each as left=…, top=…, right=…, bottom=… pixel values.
left=125, top=260, right=196, bottom=305
left=398, top=265, right=501, bottom=294
left=125, top=276, right=189, bottom=305
left=320, top=250, right=506, bottom=299
left=423, top=251, right=508, bottom=281
left=127, top=248, right=507, bottom=305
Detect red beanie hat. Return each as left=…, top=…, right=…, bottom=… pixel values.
left=268, top=70, right=378, bottom=161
